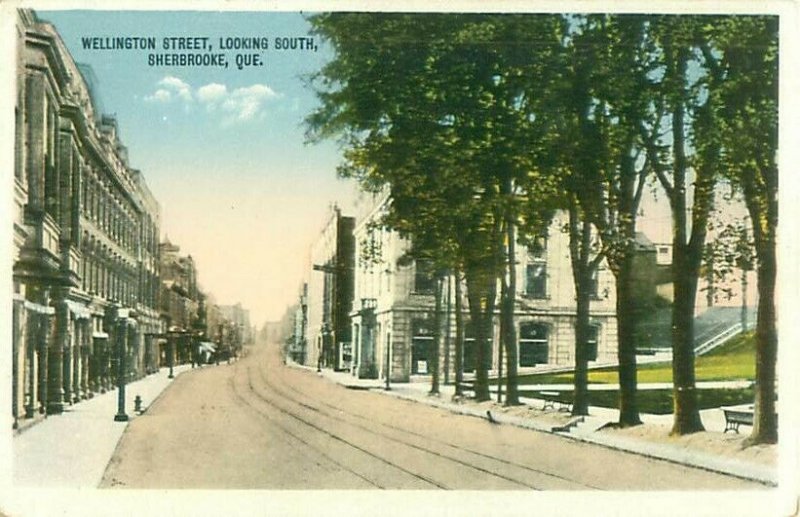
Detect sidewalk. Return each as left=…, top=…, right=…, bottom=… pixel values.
left=303, top=364, right=777, bottom=486
left=13, top=364, right=192, bottom=488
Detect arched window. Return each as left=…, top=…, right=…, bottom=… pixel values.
left=519, top=322, right=549, bottom=367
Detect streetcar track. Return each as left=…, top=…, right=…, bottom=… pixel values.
left=226, top=365, right=386, bottom=489
left=240, top=363, right=446, bottom=488
left=233, top=361, right=446, bottom=488
left=251, top=364, right=554, bottom=490
left=267, top=363, right=603, bottom=490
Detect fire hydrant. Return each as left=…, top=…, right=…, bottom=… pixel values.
left=134, top=395, right=143, bottom=413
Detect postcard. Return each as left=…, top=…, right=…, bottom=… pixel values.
left=2, top=1, right=798, bottom=516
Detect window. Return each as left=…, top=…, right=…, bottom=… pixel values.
left=519, top=322, right=549, bottom=367
left=413, top=260, right=436, bottom=295
left=526, top=235, right=548, bottom=298
left=526, top=263, right=547, bottom=299
left=587, top=326, right=599, bottom=362
left=529, top=235, right=547, bottom=260
left=463, top=321, right=492, bottom=373
left=411, top=319, right=434, bottom=374
left=589, top=269, right=599, bottom=298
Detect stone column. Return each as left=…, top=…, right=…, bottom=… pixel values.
left=47, top=291, right=68, bottom=414
left=37, top=311, right=49, bottom=415
left=25, top=308, right=37, bottom=419
left=97, top=340, right=107, bottom=393
left=28, top=285, right=52, bottom=416
left=72, top=317, right=82, bottom=403
left=81, top=318, right=91, bottom=399
left=62, top=314, right=73, bottom=405
left=12, top=298, right=23, bottom=428
left=103, top=340, right=112, bottom=392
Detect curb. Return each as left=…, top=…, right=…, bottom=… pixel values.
left=97, top=366, right=192, bottom=487
left=558, top=429, right=778, bottom=487
left=298, top=365, right=777, bottom=487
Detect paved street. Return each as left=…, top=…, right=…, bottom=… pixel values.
left=100, top=344, right=762, bottom=490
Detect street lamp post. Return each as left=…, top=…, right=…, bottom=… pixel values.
left=385, top=336, right=391, bottom=391
left=114, top=308, right=130, bottom=422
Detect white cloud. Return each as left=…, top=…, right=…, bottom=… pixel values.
left=144, top=88, right=171, bottom=103
left=221, top=84, right=279, bottom=122
left=197, top=83, right=228, bottom=105
left=145, top=77, right=280, bottom=124
left=159, top=75, right=193, bottom=102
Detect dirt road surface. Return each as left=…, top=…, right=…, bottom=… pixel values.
left=100, top=344, right=763, bottom=490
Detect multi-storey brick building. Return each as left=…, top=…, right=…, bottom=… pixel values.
left=305, top=206, right=355, bottom=370
left=12, top=10, right=162, bottom=427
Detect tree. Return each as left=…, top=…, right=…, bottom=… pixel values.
left=544, top=15, right=660, bottom=426
left=645, top=16, right=722, bottom=435
left=713, top=16, right=779, bottom=444
left=307, top=13, right=560, bottom=403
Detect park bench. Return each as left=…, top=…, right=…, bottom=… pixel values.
left=540, top=391, right=572, bottom=412
left=721, top=405, right=754, bottom=433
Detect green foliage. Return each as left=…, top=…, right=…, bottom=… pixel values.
left=513, top=331, right=756, bottom=385
left=304, top=13, right=777, bottom=421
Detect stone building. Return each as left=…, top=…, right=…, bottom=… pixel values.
left=218, top=303, right=253, bottom=358
left=349, top=192, right=619, bottom=382
left=305, top=206, right=355, bottom=370
left=159, top=239, right=200, bottom=364
left=286, top=282, right=308, bottom=364
left=12, top=10, right=162, bottom=427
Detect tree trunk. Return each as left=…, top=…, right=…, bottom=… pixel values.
left=741, top=266, right=748, bottom=332
left=573, top=282, right=591, bottom=417
left=569, top=206, right=593, bottom=417
left=671, top=258, right=705, bottom=434
left=429, top=275, right=442, bottom=395
left=465, top=267, right=493, bottom=402
left=503, top=218, right=520, bottom=406
left=749, top=234, right=778, bottom=444
left=454, top=268, right=465, bottom=397
left=663, top=39, right=706, bottom=435
left=444, top=274, right=452, bottom=385
left=615, top=254, right=642, bottom=427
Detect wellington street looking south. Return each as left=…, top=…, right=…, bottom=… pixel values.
left=7, top=6, right=795, bottom=517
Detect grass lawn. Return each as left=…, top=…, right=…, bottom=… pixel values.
left=520, top=387, right=756, bottom=415
left=509, top=331, right=756, bottom=385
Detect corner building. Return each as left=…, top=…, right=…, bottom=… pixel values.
left=12, top=10, right=162, bottom=427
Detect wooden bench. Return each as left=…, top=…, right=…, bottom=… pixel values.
left=540, top=391, right=572, bottom=412
left=721, top=406, right=754, bottom=434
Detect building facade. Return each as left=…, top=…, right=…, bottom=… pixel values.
left=305, top=206, right=355, bottom=370
left=12, top=10, right=162, bottom=427
left=218, top=303, right=253, bottom=358
left=286, top=282, right=308, bottom=363
left=348, top=192, right=619, bottom=383
left=159, top=239, right=200, bottom=364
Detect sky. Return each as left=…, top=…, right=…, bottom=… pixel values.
left=39, top=10, right=361, bottom=326
left=32, top=9, right=765, bottom=327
